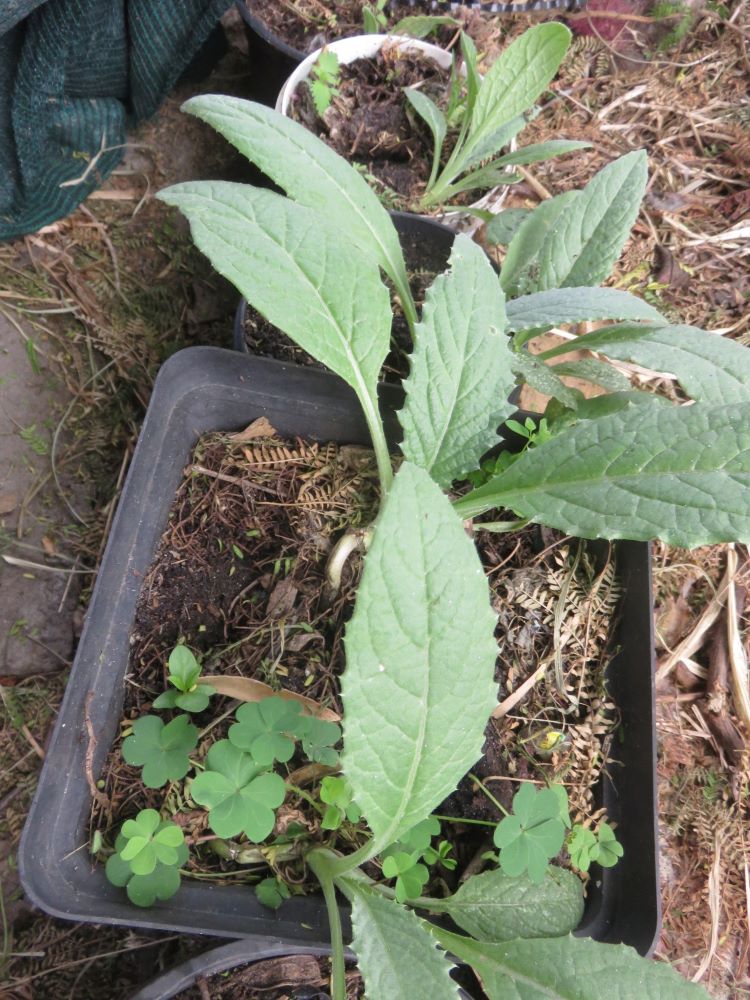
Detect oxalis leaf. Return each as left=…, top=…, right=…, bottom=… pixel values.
left=542, top=323, right=750, bottom=406
left=178, top=96, right=412, bottom=319
left=432, top=930, right=711, bottom=999
left=399, top=234, right=515, bottom=487
left=340, top=462, right=497, bottom=857
left=157, top=183, right=391, bottom=446
left=345, top=881, right=459, bottom=1000
left=501, top=152, right=647, bottom=297
left=437, top=865, right=584, bottom=942
left=122, top=715, right=198, bottom=789
left=455, top=398, right=750, bottom=547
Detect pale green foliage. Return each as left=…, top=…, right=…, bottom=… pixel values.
left=501, top=152, right=647, bottom=296
left=347, top=882, right=459, bottom=1000
left=493, top=783, right=570, bottom=883
left=229, top=697, right=307, bottom=765
left=153, top=644, right=214, bottom=713
left=177, top=96, right=414, bottom=326
left=455, top=398, right=750, bottom=546
left=506, top=287, right=664, bottom=338
left=121, top=714, right=198, bottom=789
left=399, top=234, right=515, bottom=486
left=190, top=740, right=286, bottom=841
left=310, top=50, right=340, bottom=116
left=105, top=810, right=187, bottom=907
left=433, top=930, right=711, bottom=999
left=439, top=866, right=584, bottom=942
left=340, top=462, right=497, bottom=859
left=319, top=775, right=361, bottom=830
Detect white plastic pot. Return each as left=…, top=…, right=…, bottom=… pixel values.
left=275, top=33, right=507, bottom=227
left=276, top=33, right=452, bottom=115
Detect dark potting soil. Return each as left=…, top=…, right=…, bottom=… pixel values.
left=290, top=46, right=450, bottom=211
left=244, top=0, right=418, bottom=56
left=173, top=955, right=362, bottom=999
left=241, top=233, right=447, bottom=378
left=93, top=428, right=619, bottom=889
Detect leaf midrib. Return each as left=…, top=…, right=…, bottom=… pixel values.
left=219, top=104, right=404, bottom=291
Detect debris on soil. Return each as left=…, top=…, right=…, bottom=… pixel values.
left=173, top=955, right=362, bottom=999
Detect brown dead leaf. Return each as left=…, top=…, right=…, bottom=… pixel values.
left=266, top=578, right=299, bottom=619
left=41, top=535, right=57, bottom=556
left=653, top=245, right=691, bottom=289
left=230, top=416, right=277, bottom=442
left=0, top=494, right=17, bottom=515
left=199, top=675, right=340, bottom=721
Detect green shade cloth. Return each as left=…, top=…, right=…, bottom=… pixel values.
left=0, top=0, right=231, bottom=240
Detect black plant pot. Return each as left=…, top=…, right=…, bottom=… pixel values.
left=236, top=2, right=305, bottom=107
left=19, top=347, right=660, bottom=956
left=233, top=211, right=457, bottom=354
left=128, top=937, right=475, bottom=999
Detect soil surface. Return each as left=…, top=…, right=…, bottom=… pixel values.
left=244, top=0, right=419, bottom=55
left=291, top=45, right=451, bottom=210
left=92, top=426, right=620, bottom=897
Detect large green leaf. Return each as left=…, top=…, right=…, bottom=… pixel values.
left=341, top=463, right=497, bottom=856
left=542, top=323, right=750, bottom=405
left=506, top=288, right=664, bottom=333
left=399, top=234, right=515, bottom=487
left=455, top=399, right=750, bottom=547
left=436, top=866, right=584, bottom=942
left=433, top=930, right=711, bottom=999
left=501, top=153, right=647, bottom=297
left=347, top=882, right=458, bottom=1000
left=179, top=96, right=411, bottom=316
left=499, top=190, right=579, bottom=297
left=462, top=24, right=571, bottom=169
left=158, top=183, right=390, bottom=439
left=511, top=352, right=581, bottom=410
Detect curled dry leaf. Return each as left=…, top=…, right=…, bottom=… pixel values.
left=229, top=416, right=277, bottom=442
left=198, top=675, right=340, bottom=722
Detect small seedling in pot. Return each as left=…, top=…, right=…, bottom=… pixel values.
left=104, top=809, right=187, bottom=907
left=152, top=644, right=215, bottom=713
left=493, top=783, right=571, bottom=884
left=319, top=775, right=361, bottom=831
left=568, top=822, right=624, bottom=873
left=121, top=714, right=198, bottom=789
left=362, top=0, right=388, bottom=33
left=309, top=49, right=341, bottom=116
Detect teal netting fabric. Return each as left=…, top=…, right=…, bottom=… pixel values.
left=0, top=0, right=231, bottom=240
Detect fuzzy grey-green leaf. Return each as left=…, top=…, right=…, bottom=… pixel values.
left=399, top=234, right=515, bottom=486
left=506, top=288, right=664, bottom=332
left=549, top=323, right=750, bottom=405
left=442, top=866, right=584, bottom=942
left=158, top=183, right=390, bottom=418
left=434, top=930, right=711, bottom=999
left=501, top=153, right=647, bottom=297
left=455, top=399, right=750, bottom=547
left=348, top=883, right=458, bottom=1000
left=341, top=463, right=497, bottom=854
left=180, top=96, right=410, bottom=304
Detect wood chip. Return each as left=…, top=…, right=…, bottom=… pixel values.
left=230, top=417, right=277, bottom=442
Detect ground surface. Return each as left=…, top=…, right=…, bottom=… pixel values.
left=0, top=3, right=749, bottom=997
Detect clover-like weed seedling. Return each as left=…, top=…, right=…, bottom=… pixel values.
left=493, top=783, right=570, bottom=883
left=229, top=696, right=308, bottom=765
left=153, top=645, right=215, bottom=713
left=122, top=714, right=198, bottom=789
left=105, top=809, right=187, bottom=907
left=382, top=817, right=456, bottom=899
left=569, top=822, right=623, bottom=872
left=190, top=740, right=286, bottom=840
left=319, top=775, right=361, bottom=830
left=382, top=851, right=430, bottom=903
left=298, top=716, right=341, bottom=767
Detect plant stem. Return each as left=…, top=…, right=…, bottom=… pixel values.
left=286, top=782, right=324, bottom=814
left=307, top=851, right=347, bottom=1000
left=359, top=389, right=392, bottom=495
left=430, top=812, right=498, bottom=827
left=468, top=772, right=509, bottom=816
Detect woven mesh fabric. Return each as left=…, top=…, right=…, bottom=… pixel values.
left=0, top=0, right=230, bottom=240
